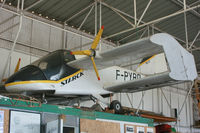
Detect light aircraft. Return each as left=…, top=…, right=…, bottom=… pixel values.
left=2, top=26, right=198, bottom=112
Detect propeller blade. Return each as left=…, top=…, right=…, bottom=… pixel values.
left=90, top=56, right=100, bottom=81
left=71, top=51, right=85, bottom=55
left=14, top=58, right=21, bottom=73
left=91, top=25, right=104, bottom=50
left=71, top=26, right=104, bottom=81
left=71, top=50, right=91, bottom=56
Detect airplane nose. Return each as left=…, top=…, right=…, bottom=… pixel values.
left=6, top=65, right=47, bottom=84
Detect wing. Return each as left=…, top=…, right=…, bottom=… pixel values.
left=69, top=33, right=197, bottom=92
left=69, top=33, right=197, bottom=80
left=68, top=36, right=163, bottom=69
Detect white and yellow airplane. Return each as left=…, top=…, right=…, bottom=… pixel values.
left=3, top=26, right=197, bottom=112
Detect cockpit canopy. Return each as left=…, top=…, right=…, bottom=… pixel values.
left=6, top=50, right=79, bottom=83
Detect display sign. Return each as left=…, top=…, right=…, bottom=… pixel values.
left=146, top=127, right=154, bottom=133
left=124, top=124, right=135, bottom=133
left=10, top=111, right=40, bottom=133
left=136, top=126, right=145, bottom=133
left=0, top=111, right=4, bottom=133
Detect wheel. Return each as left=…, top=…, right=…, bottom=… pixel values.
left=110, top=100, right=122, bottom=113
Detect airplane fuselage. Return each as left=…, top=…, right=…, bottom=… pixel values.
left=5, top=66, right=144, bottom=97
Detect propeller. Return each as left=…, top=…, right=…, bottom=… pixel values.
left=71, top=26, right=104, bottom=80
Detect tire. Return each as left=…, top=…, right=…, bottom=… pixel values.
left=110, top=100, right=122, bottom=113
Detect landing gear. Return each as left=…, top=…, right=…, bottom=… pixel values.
left=110, top=100, right=122, bottom=114
left=42, top=93, right=47, bottom=104
left=91, top=103, right=103, bottom=112
left=90, top=96, right=103, bottom=111
left=90, top=95, right=123, bottom=114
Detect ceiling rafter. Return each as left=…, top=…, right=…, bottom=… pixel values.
left=104, top=4, right=200, bottom=40
left=101, top=1, right=188, bottom=45
left=170, top=0, right=200, bottom=18
left=65, top=2, right=95, bottom=23
left=104, top=4, right=135, bottom=27
left=24, top=0, right=45, bottom=11
left=137, top=0, right=153, bottom=26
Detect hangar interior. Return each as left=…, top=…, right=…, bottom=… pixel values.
left=0, top=0, right=200, bottom=133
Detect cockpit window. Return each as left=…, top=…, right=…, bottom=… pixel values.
left=6, top=50, right=79, bottom=84
left=6, top=65, right=47, bottom=83
left=31, top=50, right=78, bottom=81
left=63, top=51, right=75, bottom=63
left=38, top=62, right=48, bottom=70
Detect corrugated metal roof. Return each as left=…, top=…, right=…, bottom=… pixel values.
left=4, top=0, right=200, bottom=72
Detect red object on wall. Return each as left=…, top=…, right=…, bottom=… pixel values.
left=155, top=124, right=172, bottom=133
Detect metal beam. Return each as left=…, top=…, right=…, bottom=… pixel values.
left=95, top=1, right=97, bottom=35
left=139, top=26, right=148, bottom=39
left=0, top=36, right=49, bottom=53
left=24, top=0, right=44, bottom=11
left=177, top=82, right=194, bottom=122
left=160, top=88, right=172, bottom=110
left=120, top=22, right=187, bottom=45
left=183, top=0, right=189, bottom=50
left=152, top=24, right=154, bottom=34
left=17, top=0, right=20, bottom=12
left=170, top=0, right=200, bottom=18
left=137, top=0, right=152, bottom=26
left=135, top=91, right=146, bottom=115
left=0, top=0, right=6, bottom=8
left=105, top=4, right=200, bottom=39
left=102, top=1, right=187, bottom=46
left=153, top=26, right=186, bottom=44
left=0, top=2, right=116, bottom=47
left=78, top=5, right=94, bottom=30
left=99, top=0, right=102, bottom=28
left=134, top=0, right=137, bottom=26
left=65, top=2, right=95, bottom=22
left=118, top=27, right=146, bottom=42
left=0, top=22, right=19, bottom=35
left=189, top=30, right=200, bottom=49
left=126, top=93, right=134, bottom=108
left=102, top=2, right=137, bottom=24
left=189, top=0, right=200, bottom=6
left=191, top=47, right=200, bottom=51
left=0, top=15, right=17, bottom=26
left=1, top=0, right=24, bottom=83
left=107, top=5, right=135, bottom=27
left=99, top=0, right=102, bottom=51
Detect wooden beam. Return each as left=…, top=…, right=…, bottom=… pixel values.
left=140, top=114, right=177, bottom=122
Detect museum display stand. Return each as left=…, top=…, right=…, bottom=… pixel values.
left=0, top=97, right=155, bottom=133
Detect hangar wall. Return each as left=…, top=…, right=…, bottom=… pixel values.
left=0, top=9, right=113, bottom=78
left=0, top=8, right=199, bottom=132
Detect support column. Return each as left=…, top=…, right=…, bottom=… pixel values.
left=134, top=0, right=137, bottom=26
left=183, top=0, right=189, bottom=50
left=95, top=1, right=97, bottom=35
left=99, top=0, right=102, bottom=51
